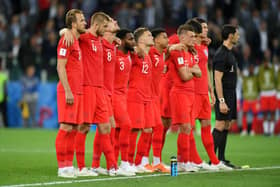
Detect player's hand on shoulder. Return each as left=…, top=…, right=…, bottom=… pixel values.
left=62, top=29, right=74, bottom=47
left=188, top=47, right=197, bottom=55
left=202, top=37, right=211, bottom=46
left=168, top=43, right=185, bottom=52
left=134, top=46, right=145, bottom=58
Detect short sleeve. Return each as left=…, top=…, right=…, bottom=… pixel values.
left=213, top=53, right=226, bottom=72
left=57, top=37, right=70, bottom=59
left=171, top=50, right=186, bottom=70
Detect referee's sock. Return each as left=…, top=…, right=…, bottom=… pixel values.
left=218, top=129, right=229, bottom=161
left=212, top=128, right=223, bottom=155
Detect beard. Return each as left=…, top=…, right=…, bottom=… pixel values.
left=125, top=45, right=134, bottom=51
left=77, top=27, right=86, bottom=34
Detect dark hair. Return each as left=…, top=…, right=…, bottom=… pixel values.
left=65, top=9, right=83, bottom=29
left=134, top=27, right=149, bottom=42
left=90, top=11, right=110, bottom=26
left=222, top=24, right=237, bottom=41
left=193, top=17, right=207, bottom=24
left=185, top=19, right=202, bottom=34
left=151, top=28, right=166, bottom=39
left=177, top=24, right=194, bottom=36
left=116, top=29, right=133, bottom=39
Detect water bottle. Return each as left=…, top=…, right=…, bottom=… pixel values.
left=170, top=156, right=178, bottom=176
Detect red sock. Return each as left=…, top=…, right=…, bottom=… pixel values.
left=75, top=131, right=87, bottom=170
left=177, top=133, right=182, bottom=162
left=114, top=128, right=120, bottom=162
left=190, top=130, right=202, bottom=164
left=128, top=131, right=138, bottom=164
left=161, top=126, right=169, bottom=160
left=135, top=132, right=152, bottom=165
left=55, top=129, right=68, bottom=168
left=110, top=127, right=116, bottom=148
left=242, top=115, right=247, bottom=131
left=145, top=134, right=152, bottom=157
left=152, top=125, right=164, bottom=158
left=119, top=126, right=130, bottom=162
left=92, top=130, right=102, bottom=168
left=65, top=129, right=77, bottom=167
left=180, top=133, right=190, bottom=163
left=252, top=115, right=257, bottom=132
left=201, top=125, right=219, bottom=165
left=100, top=133, right=116, bottom=169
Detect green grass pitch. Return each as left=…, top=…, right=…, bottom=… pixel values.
left=0, top=129, right=280, bottom=187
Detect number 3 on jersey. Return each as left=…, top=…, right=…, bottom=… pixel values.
left=120, top=61, right=124, bottom=71
left=142, top=62, right=149, bottom=74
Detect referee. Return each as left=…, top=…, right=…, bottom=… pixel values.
left=212, top=24, right=239, bottom=168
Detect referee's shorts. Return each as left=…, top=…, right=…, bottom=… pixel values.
left=214, top=89, right=237, bottom=121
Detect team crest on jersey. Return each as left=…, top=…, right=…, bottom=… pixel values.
left=204, top=49, right=208, bottom=57
left=59, top=48, right=67, bottom=56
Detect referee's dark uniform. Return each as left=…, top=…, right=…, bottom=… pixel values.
left=213, top=45, right=237, bottom=121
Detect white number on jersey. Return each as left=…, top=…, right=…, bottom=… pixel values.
left=142, top=63, right=149, bottom=74
left=120, top=61, right=124, bottom=71
left=107, top=51, right=112, bottom=62
left=154, top=55, right=160, bottom=67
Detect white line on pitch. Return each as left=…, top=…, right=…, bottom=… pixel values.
left=1, top=165, right=280, bottom=187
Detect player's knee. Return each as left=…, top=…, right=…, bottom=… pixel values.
left=78, top=124, right=90, bottom=134
left=59, top=123, right=73, bottom=132
left=98, top=123, right=111, bottom=134
left=180, top=124, right=191, bottom=134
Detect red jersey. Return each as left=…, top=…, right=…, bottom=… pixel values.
left=57, top=36, right=83, bottom=94
left=193, top=44, right=209, bottom=94
left=114, top=50, right=131, bottom=95
left=169, top=50, right=195, bottom=93
left=79, top=32, right=103, bottom=87
left=128, top=53, right=153, bottom=102
left=102, top=39, right=116, bottom=96
left=149, top=46, right=165, bottom=97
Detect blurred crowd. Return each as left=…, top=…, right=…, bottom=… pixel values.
left=0, top=0, right=280, bottom=133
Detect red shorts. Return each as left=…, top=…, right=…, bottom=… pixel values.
left=277, top=94, right=280, bottom=109
left=152, top=96, right=162, bottom=126
left=243, top=99, right=259, bottom=113
left=127, top=100, right=155, bottom=129
left=105, top=94, right=113, bottom=117
left=112, top=94, right=131, bottom=128
left=83, top=86, right=109, bottom=124
left=193, top=94, right=211, bottom=120
left=170, top=91, right=195, bottom=126
left=57, top=92, right=84, bottom=124
left=159, top=82, right=172, bottom=118
left=260, top=96, right=277, bottom=112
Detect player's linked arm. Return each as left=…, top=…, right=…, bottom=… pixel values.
left=57, top=58, right=74, bottom=105
left=190, top=64, right=202, bottom=78
left=178, top=66, right=193, bottom=82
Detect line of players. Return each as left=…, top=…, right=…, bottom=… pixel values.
left=55, top=9, right=232, bottom=178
